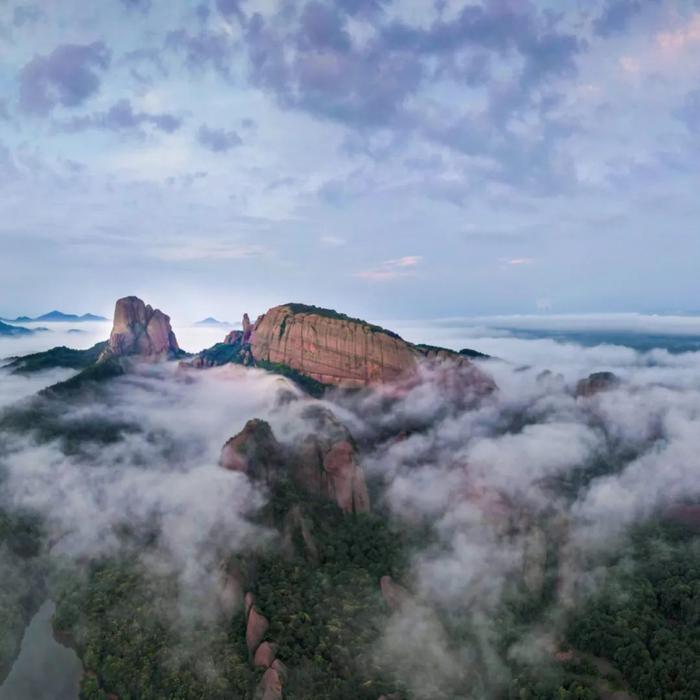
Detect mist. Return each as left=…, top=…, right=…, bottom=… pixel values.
left=2, top=318, right=700, bottom=698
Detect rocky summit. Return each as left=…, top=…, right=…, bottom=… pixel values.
left=249, top=303, right=418, bottom=386
left=195, top=302, right=495, bottom=391
left=100, top=296, right=180, bottom=360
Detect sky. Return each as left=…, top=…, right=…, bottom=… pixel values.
left=1, top=0, right=700, bottom=323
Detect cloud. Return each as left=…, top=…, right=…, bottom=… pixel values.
left=152, top=241, right=265, bottom=261
left=656, top=13, right=700, bottom=52
left=319, top=235, right=346, bottom=247
left=0, top=363, right=291, bottom=622
left=12, top=4, right=42, bottom=28
left=5, top=318, right=700, bottom=695
left=18, top=42, right=111, bottom=115
left=675, top=88, right=700, bottom=133
left=355, top=255, right=422, bottom=281
left=165, top=29, right=234, bottom=77
left=196, top=124, right=242, bottom=152
left=119, top=0, right=152, bottom=11
left=216, top=0, right=246, bottom=23
left=592, top=0, right=653, bottom=37
left=61, top=99, right=182, bottom=134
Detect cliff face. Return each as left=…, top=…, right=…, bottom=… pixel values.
left=293, top=405, right=370, bottom=514
left=186, top=302, right=496, bottom=395
left=249, top=303, right=491, bottom=389
left=101, top=296, right=180, bottom=360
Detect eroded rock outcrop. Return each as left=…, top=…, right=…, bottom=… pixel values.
left=220, top=419, right=285, bottom=484
left=293, top=405, right=370, bottom=514
left=254, top=641, right=278, bottom=669
left=258, top=666, right=283, bottom=700
left=246, top=604, right=270, bottom=657
left=244, top=593, right=286, bottom=699
left=100, top=296, right=180, bottom=360
left=219, top=410, right=371, bottom=513
left=575, top=371, right=620, bottom=397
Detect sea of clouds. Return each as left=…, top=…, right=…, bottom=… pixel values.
left=1, top=314, right=700, bottom=697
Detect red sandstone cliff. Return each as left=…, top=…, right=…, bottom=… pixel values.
left=248, top=303, right=495, bottom=390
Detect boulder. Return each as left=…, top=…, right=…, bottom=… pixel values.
left=257, top=667, right=283, bottom=700
left=254, top=641, right=277, bottom=668
left=100, top=296, right=179, bottom=360
left=246, top=606, right=269, bottom=656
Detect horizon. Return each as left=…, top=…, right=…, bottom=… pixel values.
left=2, top=1, right=700, bottom=318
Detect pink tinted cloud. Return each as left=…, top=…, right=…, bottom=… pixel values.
left=656, top=14, right=700, bottom=52
left=355, top=255, right=422, bottom=281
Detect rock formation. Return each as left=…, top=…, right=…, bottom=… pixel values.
left=190, top=303, right=496, bottom=394
left=219, top=410, right=370, bottom=514
left=243, top=593, right=286, bottom=700
left=575, top=371, right=620, bottom=397
left=249, top=304, right=419, bottom=387
left=242, top=312, right=253, bottom=342
left=220, top=419, right=285, bottom=484
left=100, top=296, right=180, bottom=360
left=259, top=664, right=284, bottom=700
left=293, top=405, right=370, bottom=514
left=246, top=603, right=270, bottom=657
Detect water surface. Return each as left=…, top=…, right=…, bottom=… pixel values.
left=0, top=600, right=81, bottom=700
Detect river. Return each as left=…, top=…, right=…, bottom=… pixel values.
left=0, top=600, right=82, bottom=700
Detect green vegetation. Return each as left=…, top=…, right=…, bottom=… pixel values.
left=255, top=359, right=328, bottom=398
left=459, top=347, right=491, bottom=360
left=40, top=356, right=125, bottom=397
left=194, top=340, right=251, bottom=366
left=568, top=520, right=700, bottom=699
left=282, top=303, right=403, bottom=340
left=0, top=366, right=138, bottom=450
left=3, top=341, right=108, bottom=374
left=414, top=343, right=491, bottom=360
left=48, top=483, right=409, bottom=700
left=53, top=559, right=255, bottom=700
left=248, top=484, right=409, bottom=699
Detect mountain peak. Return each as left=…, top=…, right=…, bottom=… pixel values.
left=100, top=296, right=180, bottom=361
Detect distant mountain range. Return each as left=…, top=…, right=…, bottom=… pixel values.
left=195, top=317, right=231, bottom=326
left=0, top=320, right=49, bottom=336
left=0, top=311, right=108, bottom=323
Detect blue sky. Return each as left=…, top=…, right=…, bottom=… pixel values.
left=1, top=0, right=700, bottom=322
